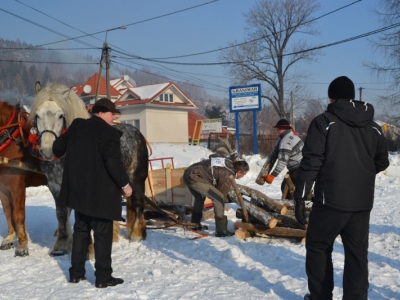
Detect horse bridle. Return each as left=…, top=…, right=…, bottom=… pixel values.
left=28, top=113, right=67, bottom=161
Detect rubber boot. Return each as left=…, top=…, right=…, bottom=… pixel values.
left=191, top=212, right=208, bottom=230
left=215, top=216, right=233, bottom=237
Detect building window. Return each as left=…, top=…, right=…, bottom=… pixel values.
left=159, top=93, right=174, bottom=102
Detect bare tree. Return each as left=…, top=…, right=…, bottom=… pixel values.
left=220, top=0, right=321, bottom=119
left=366, top=0, right=400, bottom=85
left=365, top=0, right=400, bottom=122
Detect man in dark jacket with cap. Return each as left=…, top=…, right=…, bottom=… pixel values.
left=294, top=76, right=389, bottom=300
left=53, top=98, right=132, bottom=288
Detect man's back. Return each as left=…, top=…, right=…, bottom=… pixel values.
left=296, top=99, right=389, bottom=211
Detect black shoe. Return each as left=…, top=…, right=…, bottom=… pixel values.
left=95, top=277, right=124, bottom=288
left=69, top=276, right=86, bottom=283
left=304, top=293, right=311, bottom=300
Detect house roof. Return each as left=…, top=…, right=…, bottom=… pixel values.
left=72, top=73, right=120, bottom=97
left=116, top=81, right=198, bottom=109
left=110, top=76, right=136, bottom=90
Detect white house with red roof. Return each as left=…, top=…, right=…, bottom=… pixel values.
left=72, top=73, right=199, bottom=143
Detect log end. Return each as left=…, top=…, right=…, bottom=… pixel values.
left=269, top=218, right=278, bottom=229
left=235, top=228, right=251, bottom=240
left=280, top=206, right=287, bottom=215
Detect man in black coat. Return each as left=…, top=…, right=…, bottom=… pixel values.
left=293, top=76, right=389, bottom=300
left=53, top=98, right=132, bottom=288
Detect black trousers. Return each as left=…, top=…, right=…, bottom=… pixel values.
left=306, top=202, right=370, bottom=300
left=70, top=211, right=113, bottom=284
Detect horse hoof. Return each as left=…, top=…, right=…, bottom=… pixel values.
left=15, top=249, right=29, bottom=257
left=0, top=243, right=14, bottom=250
left=50, top=250, right=67, bottom=257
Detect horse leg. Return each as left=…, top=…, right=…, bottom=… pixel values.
left=11, top=176, right=30, bottom=257
left=126, top=194, right=147, bottom=242
left=0, top=184, right=17, bottom=250
left=50, top=205, right=72, bottom=256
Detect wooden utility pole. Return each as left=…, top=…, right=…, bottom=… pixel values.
left=290, top=91, right=294, bottom=128
left=95, top=42, right=108, bottom=102
left=95, top=26, right=126, bottom=102
left=359, top=87, right=364, bottom=101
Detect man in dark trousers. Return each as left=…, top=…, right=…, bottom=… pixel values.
left=293, top=76, right=389, bottom=300
left=53, top=98, right=132, bottom=288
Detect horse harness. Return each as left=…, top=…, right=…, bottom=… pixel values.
left=0, top=106, right=30, bottom=152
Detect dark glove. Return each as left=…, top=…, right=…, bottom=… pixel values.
left=293, top=197, right=308, bottom=227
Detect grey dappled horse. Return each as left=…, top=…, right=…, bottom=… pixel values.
left=30, top=82, right=148, bottom=256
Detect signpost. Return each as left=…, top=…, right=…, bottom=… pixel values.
left=229, top=84, right=261, bottom=154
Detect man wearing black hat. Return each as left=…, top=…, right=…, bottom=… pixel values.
left=53, top=98, right=132, bottom=288
left=293, top=76, right=389, bottom=299
left=261, top=118, right=303, bottom=199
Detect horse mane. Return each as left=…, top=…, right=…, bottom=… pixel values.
left=30, top=84, right=90, bottom=126
left=0, top=101, right=15, bottom=127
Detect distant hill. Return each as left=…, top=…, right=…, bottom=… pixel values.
left=0, top=38, right=221, bottom=112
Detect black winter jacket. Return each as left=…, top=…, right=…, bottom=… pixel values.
left=294, top=100, right=389, bottom=211
left=52, top=116, right=130, bottom=220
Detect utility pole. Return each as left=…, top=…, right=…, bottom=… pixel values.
left=95, top=43, right=107, bottom=102
left=290, top=91, right=294, bottom=129
left=95, top=26, right=126, bottom=102
left=359, top=87, right=364, bottom=101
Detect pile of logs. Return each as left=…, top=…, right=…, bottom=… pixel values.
left=228, top=181, right=311, bottom=242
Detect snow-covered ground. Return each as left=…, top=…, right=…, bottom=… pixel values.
left=0, top=143, right=399, bottom=300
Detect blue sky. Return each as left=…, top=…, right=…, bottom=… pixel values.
left=0, top=0, right=395, bottom=110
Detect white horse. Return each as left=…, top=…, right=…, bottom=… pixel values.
left=29, top=82, right=149, bottom=256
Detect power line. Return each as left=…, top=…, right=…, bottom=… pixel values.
left=0, top=59, right=97, bottom=65
left=117, top=21, right=400, bottom=66
left=6, top=0, right=220, bottom=49
left=145, top=0, right=363, bottom=60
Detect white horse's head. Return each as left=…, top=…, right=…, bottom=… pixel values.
left=34, top=100, right=66, bottom=160
left=30, top=82, right=90, bottom=161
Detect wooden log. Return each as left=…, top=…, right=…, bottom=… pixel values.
left=236, top=209, right=263, bottom=224
left=263, top=199, right=313, bottom=211
left=145, top=220, right=199, bottom=228
left=282, top=184, right=289, bottom=199
left=234, top=222, right=306, bottom=238
left=229, top=190, right=277, bottom=228
left=284, top=174, right=295, bottom=198
left=272, top=213, right=306, bottom=230
left=235, top=228, right=252, bottom=240
left=229, top=175, right=249, bottom=223
left=237, top=208, right=306, bottom=230
left=236, top=184, right=287, bottom=215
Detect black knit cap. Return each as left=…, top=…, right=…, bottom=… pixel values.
left=273, top=119, right=291, bottom=128
left=328, top=76, right=355, bottom=100
left=92, top=98, right=120, bottom=114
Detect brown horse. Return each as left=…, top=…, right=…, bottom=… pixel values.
left=0, top=101, right=47, bottom=257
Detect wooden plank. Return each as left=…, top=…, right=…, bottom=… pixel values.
left=145, top=167, right=193, bottom=207
left=165, top=167, right=172, bottom=202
